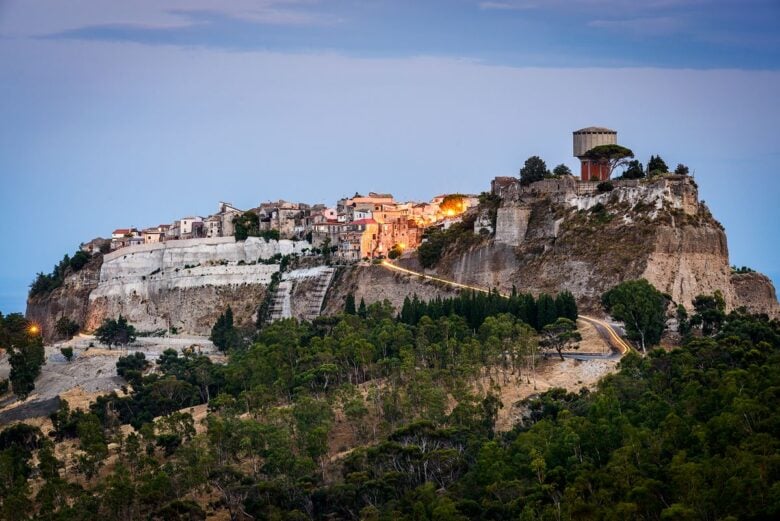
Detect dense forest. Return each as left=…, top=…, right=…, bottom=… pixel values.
left=1, top=299, right=778, bottom=519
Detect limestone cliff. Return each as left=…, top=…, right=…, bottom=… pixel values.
left=731, top=272, right=780, bottom=317
left=322, top=265, right=460, bottom=315
left=27, top=237, right=312, bottom=337
left=426, top=175, right=778, bottom=315
left=26, top=255, right=103, bottom=342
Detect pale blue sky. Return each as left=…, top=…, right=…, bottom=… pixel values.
left=1, top=0, right=779, bottom=313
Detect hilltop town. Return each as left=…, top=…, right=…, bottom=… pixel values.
left=92, top=192, right=479, bottom=263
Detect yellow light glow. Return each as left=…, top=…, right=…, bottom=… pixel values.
left=398, top=243, right=406, bottom=250
left=445, top=209, right=456, bottom=217
left=28, top=324, right=40, bottom=335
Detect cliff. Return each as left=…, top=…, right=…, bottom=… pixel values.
left=26, top=254, right=103, bottom=342
left=423, top=175, right=778, bottom=316
left=28, top=237, right=312, bottom=337
left=730, top=271, right=780, bottom=317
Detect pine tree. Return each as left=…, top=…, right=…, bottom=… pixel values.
left=358, top=298, right=367, bottom=318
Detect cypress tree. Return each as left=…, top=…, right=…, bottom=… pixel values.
left=358, top=297, right=367, bottom=318
left=555, top=291, right=578, bottom=321
left=345, top=294, right=356, bottom=315
left=536, top=293, right=557, bottom=330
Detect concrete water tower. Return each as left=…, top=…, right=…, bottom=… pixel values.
left=573, top=127, right=617, bottom=181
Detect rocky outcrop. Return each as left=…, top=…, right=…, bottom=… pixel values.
left=731, top=272, right=780, bottom=318
left=26, top=255, right=103, bottom=343
left=431, top=176, right=778, bottom=315
left=322, top=265, right=460, bottom=315
left=28, top=237, right=314, bottom=337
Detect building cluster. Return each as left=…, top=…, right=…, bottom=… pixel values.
left=103, top=193, right=478, bottom=262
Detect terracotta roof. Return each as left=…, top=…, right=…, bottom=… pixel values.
left=112, top=228, right=132, bottom=235
left=351, top=218, right=378, bottom=225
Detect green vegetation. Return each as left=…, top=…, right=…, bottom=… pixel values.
left=519, top=155, right=549, bottom=185
left=620, top=159, right=644, bottom=179
left=596, top=180, right=613, bottom=192
left=54, top=316, right=79, bottom=340
left=540, top=317, right=581, bottom=360
left=94, top=315, right=137, bottom=348
left=551, top=163, right=572, bottom=177
left=60, top=347, right=74, bottom=362
left=674, top=163, right=690, bottom=175
left=602, top=279, right=668, bottom=352
left=399, top=289, right=577, bottom=331
left=2, top=301, right=778, bottom=520
left=387, top=244, right=403, bottom=260
left=29, top=250, right=92, bottom=297
left=690, top=291, right=726, bottom=336
left=210, top=306, right=238, bottom=352
left=232, top=210, right=282, bottom=241
left=0, top=313, right=46, bottom=399
left=417, top=213, right=480, bottom=268
left=732, top=265, right=755, bottom=273
left=583, top=144, right=634, bottom=177
left=647, top=154, right=669, bottom=175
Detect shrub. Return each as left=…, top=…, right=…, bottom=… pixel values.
left=596, top=181, right=613, bottom=193
left=60, top=347, right=74, bottom=362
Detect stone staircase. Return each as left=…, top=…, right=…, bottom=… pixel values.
left=268, top=266, right=336, bottom=322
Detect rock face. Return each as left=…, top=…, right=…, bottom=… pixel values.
left=322, top=265, right=460, bottom=315
left=26, top=255, right=103, bottom=343
left=28, top=237, right=312, bottom=337
left=430, top=175, right=778, bottom=315
left=731, top=272, right=780, bottom=317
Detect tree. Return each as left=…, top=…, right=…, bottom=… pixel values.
left=554, top=291, right=578, bottom=322
left=621, top=159, right=645, bottom=179
left=210, top=307, right=237, bottom=352
left=358, top=298, right=367, bottom=318
left=344, top=294, right=357, bottom=315
left=583, top=144, right=635, bottom=178
left=95, top=315, right=136, bottom=348
left=674, top=163, right=690, bottom=175
left=602, top=279, right=667, bottom=353
left=0, top=313, right=46, bottom=400
left=54, top=317, right=79, bottom=340
left=647, top=155, right=669, bottom=175
left=539, top=318, right=581, bottom=361
left=535, top=293, right=557, bottom=330
left=60, top=347, right=74, bottom=362
left=690, top=292, right=726, bottom=336
left=552, top=164, right=572, bottom=177
left=519, top=156, right=549, bottom=186
left=388, top=244, right=403, bottom=260
left=232, top=211, right=260, bottom=241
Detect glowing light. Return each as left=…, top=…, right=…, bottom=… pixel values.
left=28, top=324, right=40, bottom=335
left=445, top=209, right=456, bottom=217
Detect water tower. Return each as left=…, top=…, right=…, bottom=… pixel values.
left=573, top=127, right=617, bottom=181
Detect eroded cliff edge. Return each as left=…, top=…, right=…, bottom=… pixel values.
left=27, top=237, right=311, bottom=339
left=426, top=175, right=778, bottom=316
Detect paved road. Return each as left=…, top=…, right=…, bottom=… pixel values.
left=379, top=260, right=632, bottom=359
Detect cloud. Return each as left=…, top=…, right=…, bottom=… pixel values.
left=588, top=16, right=684, bottom=35
left=0, top=0, right=332, bottom=37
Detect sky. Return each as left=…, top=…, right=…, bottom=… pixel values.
left=1, top=0, right=779, bottom=314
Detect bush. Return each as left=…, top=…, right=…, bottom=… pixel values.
left=60, top=347, right=74, bottom=362
left=55, top=317, right=79, bottom=340
left=95, top=315, right=137, bottom=348
left=596, top=181, right=613, bottom=192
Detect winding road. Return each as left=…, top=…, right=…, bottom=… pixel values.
left=379, top=260, right=632, bottom=358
